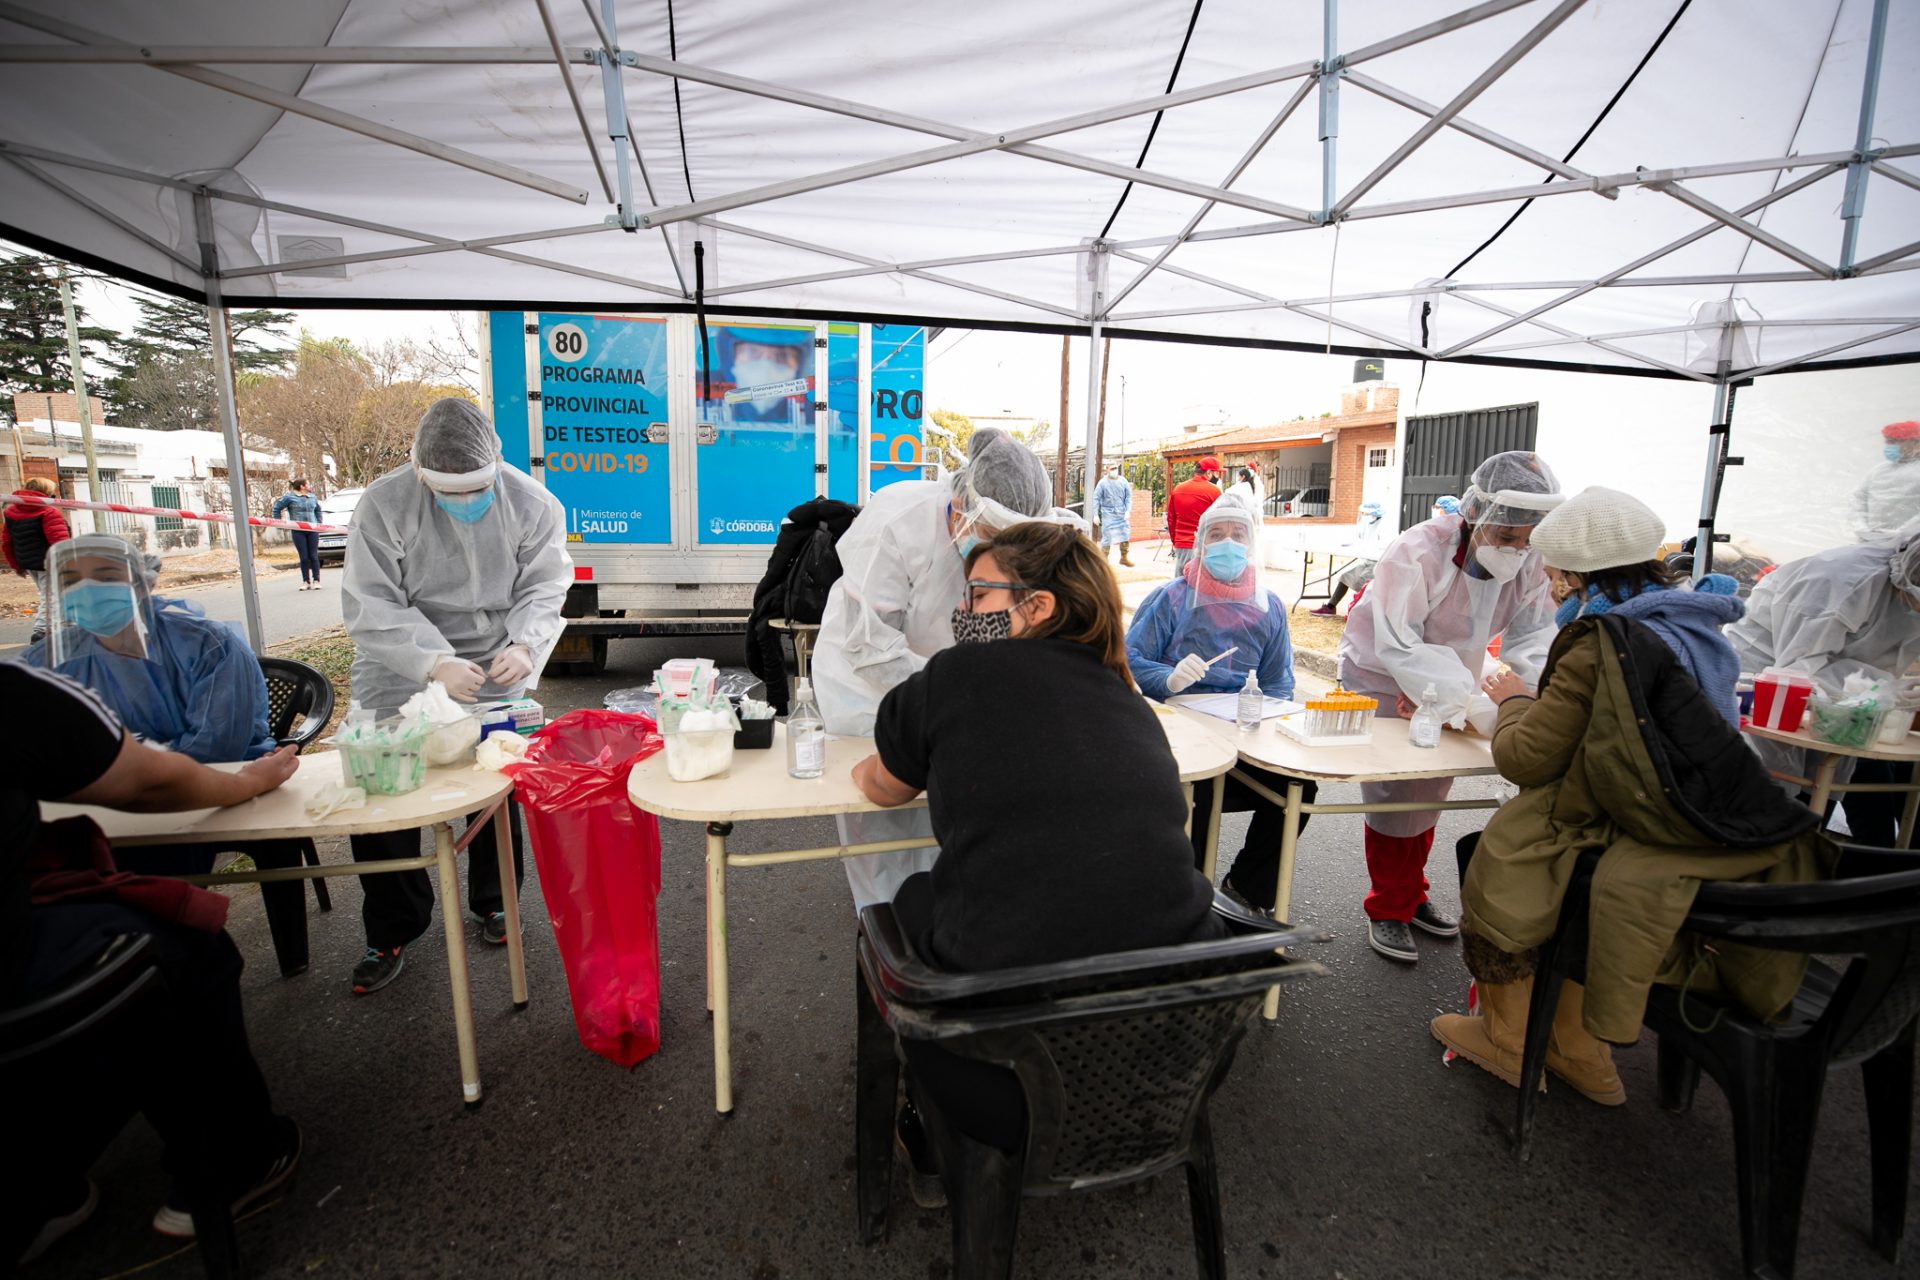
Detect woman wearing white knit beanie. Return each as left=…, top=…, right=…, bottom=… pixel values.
left=1429, top=484, right=1822, bottom=1111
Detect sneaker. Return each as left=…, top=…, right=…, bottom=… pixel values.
left=1368, top=918, right=1418, bottom=962
left=479, top=911, right=510, bottom=946
left=18, top=1177, right=97, bottom=1266
left=351, top=945, right=406, bottom=995
left=895, top=1103, right=947, bottom=1210
left=1411, top=901, right=1460, bottom=937
left=153, top=1117, right=302, bottom=1238
left=1309, top=604, right=1337, bottom=616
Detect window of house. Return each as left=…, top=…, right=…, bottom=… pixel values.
left=152, top=485, right=182, bottom=531
left=1367, top=447, right=1392, bottom=468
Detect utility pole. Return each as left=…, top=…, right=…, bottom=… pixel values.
left=1091, top=336, right=1111, bottom=479
left=55, top=263, right=102, bottom=532
left=1055, top=335, right=1071, bottom=506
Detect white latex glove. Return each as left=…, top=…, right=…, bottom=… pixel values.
left=488, top=643, right=534, bottom=687
left=431, top=657, right=488, bottom=703
left=1166, top=653, right=1210, bottom=694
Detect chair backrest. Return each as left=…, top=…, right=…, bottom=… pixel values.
left=0, top=934, right=160, bottom=1070
left=1683, top=850, right=1920, bottom=1065
left=258, top=656, right=335, bottom=749
left=857, top=902, right=1326, bottom=1193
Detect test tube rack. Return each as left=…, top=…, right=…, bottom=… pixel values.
left=1273, top=686, right=1379, bottom=747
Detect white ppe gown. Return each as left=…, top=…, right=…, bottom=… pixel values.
left=811, top=480, right=962, bottom=907
left=1336, top=515, right=1557, bottom=836
left=1849, top=461, right=1920, bottom=542
left=341, top=464, right=573, bottom=713
left=1726, top=541, right=1920, bottom=792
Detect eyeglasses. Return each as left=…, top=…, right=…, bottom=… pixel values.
left=963, top=578, right=1036, bottom=612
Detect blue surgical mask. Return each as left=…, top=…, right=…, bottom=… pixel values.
left=1886, top=444, right=1905, bottom=463
left=435, top=488, right=495, bottom=523
left=1202, top=540, right=1249, bottom=581
left=62, top=579, right=139, bottom=637
left=956, top=532, right=981, bottom=561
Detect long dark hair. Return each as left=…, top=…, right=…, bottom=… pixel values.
left=964, top=523, right=1133, bottom=689
left=1570, top=557, right=1684, bottom=604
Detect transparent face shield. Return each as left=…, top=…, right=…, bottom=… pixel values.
left=47, top=539, right=152, bottom=666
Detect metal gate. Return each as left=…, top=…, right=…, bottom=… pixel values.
left=1399, top=403, right=1538, bottom=529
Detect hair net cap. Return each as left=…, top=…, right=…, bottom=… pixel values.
left=1882, top=420, right=1920, bottom=442
left=1460, top=451, right=1563, bottom=527
left=1530, top=487, right=1666, bottom=573
left=950, top=427, right=1050, bottom=529
left=1891, top=534, right=1920, bottom=596
left=413, top=398, right=501, bottom=491
left=1433, top=495, right=1461, bottom=515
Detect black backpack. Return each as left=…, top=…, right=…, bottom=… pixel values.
left=783, top=525, right=844, bottom=626
left=746, top=498, right=860, bottom=711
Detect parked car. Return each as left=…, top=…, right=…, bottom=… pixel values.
left=316, top=487, right=364, bottom=563
left=1270, top=485, right=1329, bottom=518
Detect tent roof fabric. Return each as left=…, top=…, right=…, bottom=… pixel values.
left=0, top=0, right=1915, bottom=380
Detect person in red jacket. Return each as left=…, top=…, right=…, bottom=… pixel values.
left=4, top=477, right=72, bottom=636
left=1165, top=455, right=1222, bottom=575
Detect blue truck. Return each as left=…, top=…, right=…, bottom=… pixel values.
left=484, top=312, right=926, bottom=672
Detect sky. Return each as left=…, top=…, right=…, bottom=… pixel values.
left=52, top=261, right=1920, bottom=564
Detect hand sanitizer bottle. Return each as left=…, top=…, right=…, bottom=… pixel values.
left=1236, top=669, right=1263, bottom=732
left=1409, top=684, right=1442, bottom=748
left=787, top=678, right=826, bottom=779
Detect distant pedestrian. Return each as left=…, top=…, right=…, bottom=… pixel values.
left=273, top=478, right=324, bottom=590
left=1225, top=464, right=1263, bottom=511
left=1090, top=463, right=1134, bottom=566
left=1166, top=455, right=1222, bottom=575
left=4, top=476, right=71, bottom=638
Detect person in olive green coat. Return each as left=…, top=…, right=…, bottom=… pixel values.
left=1435, top=487, right=1835, bottom=1105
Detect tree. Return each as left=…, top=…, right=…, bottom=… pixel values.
left=926, top=408, right=1049, bottom=464
left=103, top=295, right=293, bottom=430
left=0, top=254, right=114, bottom=427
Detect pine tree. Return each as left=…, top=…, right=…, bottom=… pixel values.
left=103, top=296, right=293, bottom=430
left=0, top=254, right=115, bottom=427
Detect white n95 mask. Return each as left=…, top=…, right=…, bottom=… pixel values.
left=1474, top=545, right=1527, bottom=584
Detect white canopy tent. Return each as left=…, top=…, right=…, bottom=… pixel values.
left=0, top=0, right=1914, bottom=648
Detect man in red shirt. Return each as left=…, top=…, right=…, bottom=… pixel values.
left=1165, top=456, right=1222, bottom=575
left=4, top=477, right=72, bottom=639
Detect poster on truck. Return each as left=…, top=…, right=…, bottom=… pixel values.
left=531, top=313, right=671, bottom=544
left=867, top=323, right=925, bottom=495
left=695, top=322, right=824, bottom=545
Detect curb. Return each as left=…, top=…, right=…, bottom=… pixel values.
left=1295, top=645, right=1340, bottom=682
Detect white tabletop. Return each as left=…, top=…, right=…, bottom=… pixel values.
left=40, top=752, right=515, bottom=846
left=626, top=706, right=1239, bottom=824
left=1168, top=700, right=1498, bottom=783
left=1743, top=721, right=1920, bottom=764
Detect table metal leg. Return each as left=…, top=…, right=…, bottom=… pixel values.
left=494, top=803, right=528, bottom=1010
left=433, top=822, right=483, bottom=1108
left=1809, top=756, right=1841, bottom=820
left=706, top=821, right=735, bottom=1115
left=1902, top=783, right=1920, bottom=851
left=1201, top=774, right=1225, bottom=883
left=1264, top=781, right=1306, bottom=1022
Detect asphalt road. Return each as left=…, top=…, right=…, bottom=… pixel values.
left=0, top=558, right=344, bottom=656
left=33, top=634, right=1913, bottom=1280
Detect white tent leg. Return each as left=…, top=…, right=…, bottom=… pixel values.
left=1840, top=0, right=1892, bottom=273
left=1691, top=378, right=1736, bottom=583
left=197, top=192, right=263, bottom=654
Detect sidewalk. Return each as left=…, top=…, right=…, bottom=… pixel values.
left=0, top=545, right=301, bottom=618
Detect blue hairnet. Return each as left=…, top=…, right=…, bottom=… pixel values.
left=1434, top=496, right=1461, bottom=516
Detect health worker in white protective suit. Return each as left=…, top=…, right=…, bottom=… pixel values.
left=813, top=427, right=1058, bottom=907
left=1725, top=533, right=1920, bottom=801
left=339, top=398, right=573, bottom=996
left=1850, top=421, right=1920, bottom=542
left=1337, top=451, right=1562, bottom=965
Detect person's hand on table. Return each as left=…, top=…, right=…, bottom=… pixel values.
left=853, top=753, right=921, bottom=808
left=1482, top=668, right=1532, bottom=705
left=236, top=744, right=299, bottom=800
left=1393, top=693, right=1417, bottom=718
left=1166, top=654, right=1210, bottom=694
left=432, top=656, right=488, bottom=702
left=488, top=643, right=534, bottom=687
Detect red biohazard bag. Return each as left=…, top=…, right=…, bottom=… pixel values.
left=505, top=709, right=666, bottom=1068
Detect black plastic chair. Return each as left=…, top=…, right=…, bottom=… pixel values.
left=257, top=658, right=336, bottom=915
left=0, top=934, right=241, bottom=1277
left=855, top=893, right=1328, bottom=1278
left=1510, top=845, right=1920, bottom=1279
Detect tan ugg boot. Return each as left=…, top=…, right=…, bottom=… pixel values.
left=1545, top=981, right=1626, bottom=1106
left=1431, top=979, right=1541, bottom=1090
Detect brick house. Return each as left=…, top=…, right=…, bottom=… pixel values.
left=1161, top=383, right=1399, bottom=526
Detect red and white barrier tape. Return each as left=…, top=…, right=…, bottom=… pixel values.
left=1, top=492, right=350, bottom=535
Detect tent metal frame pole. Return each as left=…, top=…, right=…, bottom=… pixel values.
left=1871, top=160, right=1920, bottom=194
left=1692, top=362, right=1736, bottom=584
left=590, top=1, right=639, bottom=231
left=0, top=44, right=582, bottom=64
left=1448, top=290, right=1711, bottom=379
left=1651, top=181, right=1834, bottom=277
left=195, top=191, right=264, bottom=654
left=1331, top=0, right=1587, bottom=217
left=1435, top=163, right=1841, bottom=357
left=0, top=4, right=588, bottom=204
left=533, top=0, right=614, bottom=205
left=706, top=242, right=1088, bottom=299
left=1852, top=238, right=1920, bottom=275
left=1105, top=77, right=1314, bottom=314
left=1475, top=314, right=1920, bottom=355
left=1738, top=321, right=1920, bottom=382
left=217, top=223, right=619, bottom=279
left=1340, top=0, right=1541, bottom=66
left=0, top=153, right=200, bottom=272
left=1082, top=247, right=1110, bottom=494
left=1342, top=71, right=1593, bottom=182
left=1318, top=0, right=1340, bottom=221
left=1839, top=0, right=1891, bottom=274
